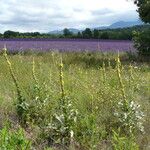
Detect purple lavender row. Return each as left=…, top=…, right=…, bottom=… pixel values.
left=0, top=39, right=135, bottom=52
left=0, top=38, right=132, bottom=42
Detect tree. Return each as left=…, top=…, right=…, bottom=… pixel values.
left=133, top=0, right=150, bottom=56
left=93, top=29, right=99, bottom=39
left=63, top=28, right=72, bottom=37
left=134, top=0, right=150, bottom=23
left=77, top=32, right=82, bottom=38
left=100, top=32, right=109, bottom=39
left=133, top=29, right=150, bottom=56
left=82, top=28, right=93, bottom=38
left=0, top=33, right=3, bottom=38
left=4, top=30, right=19, bottom=38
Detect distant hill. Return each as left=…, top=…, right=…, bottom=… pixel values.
left=49, top=28, right=80, bottom=34
left=49, top=20, right=144, bottom=34
left=96, top=20, right=143, bottom=30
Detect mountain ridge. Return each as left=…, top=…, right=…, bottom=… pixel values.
left=48, top=20, right=143, bottom=34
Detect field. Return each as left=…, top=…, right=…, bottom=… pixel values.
left=0, top=39, right=134, bottom=52
left=0, top=50, right=149, bottom=149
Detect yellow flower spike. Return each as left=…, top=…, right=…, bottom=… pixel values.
left=116, top=52, right=127, bottom=102
left=59, top=57, right=65, bottom=98
left=3, top=46, right=21, bottom=98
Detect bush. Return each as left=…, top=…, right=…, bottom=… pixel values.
left=133, top=29, right=150, bottom=56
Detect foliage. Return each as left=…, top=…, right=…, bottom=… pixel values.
left=48, top=96, right=78, bottom=146
left=93, top=29, right=100, bottom=39
left=28, top=83, right=51, bottom=126
left=74, top=114, right=104, bottom=149
left=115, top=54, right=145, bottom=135
left=47, top=60, right=78, bottom=146
left=82, top=28, right=93, bottom=39
left=100, top=32, right=109, bottom=39
left=0, top=25, right=149, bottom=40
left=3, top=52, right=52, bottom=127
left=133, top=0, right=150, bottom=56
left=0, top=52, right=149, bottom=149
left=27, top=58, right=52, bottom=125
left=63, top=28, right=73, bottom=37
left=114, top=100, right=145, bottom=134
left=3, top=47, right=29, bottom=127
left=0, top=126, right=31, bottom=150
left=134, top=0, right=150, bottom=23
left=133, top=29, right=150, bottom=56
left=112, top=130, right=139, bottom=150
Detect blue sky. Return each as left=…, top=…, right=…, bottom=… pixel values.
left=0, top=0, right=139, bottom=33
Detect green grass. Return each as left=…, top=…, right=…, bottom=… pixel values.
left=0, top=51, right=149, bottom=149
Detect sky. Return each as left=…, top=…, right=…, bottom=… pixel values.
left=0, top=0, right=139, bottom=33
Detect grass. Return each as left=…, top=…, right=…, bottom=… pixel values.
left=0, top=51, right=149, bottom=149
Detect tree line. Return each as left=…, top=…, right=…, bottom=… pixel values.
left=0, top=25, right=149, bottom=40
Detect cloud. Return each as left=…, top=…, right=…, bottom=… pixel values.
left=91, top=9, right=113, bottom=16
left=0, top=0, right=138, bottom=33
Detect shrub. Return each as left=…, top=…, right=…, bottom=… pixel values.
left=133, top=29, right=150, bottom=56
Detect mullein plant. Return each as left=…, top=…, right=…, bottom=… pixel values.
left=48, top=57, right=78, bottom=146
left=3, top=47, right=29, bottom=127
left=29, top=58, right=50, bottom=125
left=114, top=52, right=144, bottom=135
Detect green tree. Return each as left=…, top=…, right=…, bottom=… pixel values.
left=100, top=32, right=109, bottom=39
left=77, top=31, right=82, bottom=38
left=133, top=29, right=150, bottom=56
left=0, top=33, right=3, bottom=38
left=133, top=0, right=150, bottom=56
left=82, top=28, right=93, bottom=38
left=93, top=29, right=99, bottom=39
left=4, top=30, right=19, bottom=38
left=134, top=0, right=150, bottom=23
left=63, top=28, right=72, bottom=37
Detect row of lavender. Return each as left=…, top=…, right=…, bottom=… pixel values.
left=0, top=39, right=135, bottom=52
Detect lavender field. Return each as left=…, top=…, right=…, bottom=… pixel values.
left=0, top=39, right=134, bottom=52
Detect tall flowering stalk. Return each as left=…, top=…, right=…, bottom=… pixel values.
left=30, top=57, right=50, bottom=125
left=59, top=58, right=65, bottom=98
left=48, top=57, right=78, bottom=146
left=3, top=46, right=21, bottom=99
left=115, top=52, right=144, bottom=134
left=116, top=52, right=126, bottom=102
left=3, top=46, right=29, bottom=126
